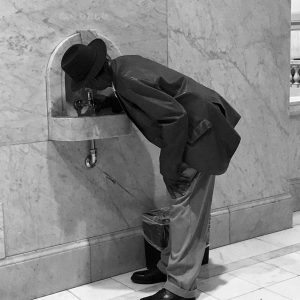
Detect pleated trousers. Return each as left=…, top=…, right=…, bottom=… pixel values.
left=157, top=169, right=215, bottom=298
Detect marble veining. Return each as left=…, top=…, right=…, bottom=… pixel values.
left=0, top=0, right=168, bottom=257
left=0, top=127, right=168, bottom=255
left=0, top=0, right=167, bottom=145
left=167, top=0, right=291, bottom=209
left=0, top=1, right=294, bottom=289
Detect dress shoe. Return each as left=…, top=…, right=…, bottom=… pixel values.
left=140, top=288, right=195, bottom=300
left=131, top=267, right=167, bottom=284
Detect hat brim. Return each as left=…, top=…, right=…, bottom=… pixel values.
left=70, top=39, right=107, bottom=91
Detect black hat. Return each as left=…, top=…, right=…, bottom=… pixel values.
left=61, top=39, right=107, bottom=91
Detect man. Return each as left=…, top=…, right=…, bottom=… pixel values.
left=61, top=39, right=241, bottom=300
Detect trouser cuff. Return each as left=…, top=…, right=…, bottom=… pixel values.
left=156, top=260, right=167, bottom=275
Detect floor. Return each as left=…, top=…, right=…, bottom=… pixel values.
left=36, top=212, right=300, bottom=300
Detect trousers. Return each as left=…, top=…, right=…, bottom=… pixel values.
left=157, top=168, right=215, bottom=298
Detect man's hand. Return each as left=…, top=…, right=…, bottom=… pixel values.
left=164, top=165, right=198, bottom=199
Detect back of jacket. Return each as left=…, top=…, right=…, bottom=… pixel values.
left=111, top=55, right=241, bottom=181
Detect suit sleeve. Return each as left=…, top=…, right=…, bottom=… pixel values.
left=120, top=77, right=188, bottom=183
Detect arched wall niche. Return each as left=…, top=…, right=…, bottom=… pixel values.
left=46, top=30, right=131, bottom=141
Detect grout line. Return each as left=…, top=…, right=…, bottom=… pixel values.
left=228, top=205, right=232, bottom=244
left=198, top=242, right=300, bottom=281
left=109, top=277, right=136, bottom=291
left=224, top=288, right=266, bottom=300
left=264, top=276, right=300, bottom=298
left=0, top=227, right=142, bottom=268
left=89, top=236, right=92, bottom=283
left=68, top=290, right=82, bottom=300
left=226, top=263, right=298, bottom=288
left=0, top=139, right=48, bottom=148
left=60, top=242, right=300, bottom=298
left=264, top=287, right=293, bottom=300
left=254, top=236, right=286, bottom=247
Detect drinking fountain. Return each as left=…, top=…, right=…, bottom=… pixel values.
left=46, top=30, right=132, bottom=167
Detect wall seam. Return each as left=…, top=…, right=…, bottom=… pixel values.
left=0, top=203, right=6, bottom=259
left=166, top=0, right=169, bottom=67
left=228, top=205, right=232, bottom=244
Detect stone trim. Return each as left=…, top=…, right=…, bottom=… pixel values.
left=0, top=193, right=293, bottom=299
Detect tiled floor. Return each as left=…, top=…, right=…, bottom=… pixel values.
left=36, top=212, right=300, bottom=300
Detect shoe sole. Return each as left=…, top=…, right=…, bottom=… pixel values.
left=131, top=276, right=167, bottom=284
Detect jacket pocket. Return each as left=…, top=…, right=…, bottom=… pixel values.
left=187, top=119, right=212, bottom=145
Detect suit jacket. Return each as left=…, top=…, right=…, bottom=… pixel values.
left=110, top=55, right=241, bottom=182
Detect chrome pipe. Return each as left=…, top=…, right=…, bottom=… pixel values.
left=85, top=139, right=97, bottom=168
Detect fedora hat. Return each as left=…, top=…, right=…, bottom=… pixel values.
left=61, top=39, right=107, bottom=91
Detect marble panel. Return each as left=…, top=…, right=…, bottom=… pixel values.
left=289, top=178, right=300, bottom=211
left=0, top=0, right=167, bottom=145
left=0, top=203, right=5, bottom=259
left=254, top=243, right=300, bottom=262
left=229, top=288, right=291, bottom=300
left=256, top=226, right=300, bottom=247
left=0, top=130, right=167, bottom=255
left=199, top=243, right=300, bottom=281
left=229, top=194, right=293, bottom=243
left=209, top=238, right=281, bottom=266
left=167, top=0, right=290, bottom=209
left=69, top=278, right=133, bottom=300
left=49, top=113, right=132, bottom=141
left=0, top=245, right=90, bottom=300
left=198, top=257, right=258, bottom=281
left=197, top=273, right=259, bottom=300
left=289, top=117, right=300, bottom=184
left=264, top=252, right=300, bottom=275
left=227, top=262, right=296, bottom=288
left=293, top=211, right=300, bottom=226
left=90, top=233, right=145, bottom=281
left=209, top=209, right=230, bottom=249
left=267, top=276, right=300, bottom=300
left=35, top=291, right=78, bottom=300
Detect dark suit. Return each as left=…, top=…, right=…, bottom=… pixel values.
left=110, top=55, right=241, bottom=298
left=110, top=55, right=241, bottom=185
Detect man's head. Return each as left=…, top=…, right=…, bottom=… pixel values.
left=61, top=38, right=112, bottom=91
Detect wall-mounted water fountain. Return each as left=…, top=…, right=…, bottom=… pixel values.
left=46, top=30, right=132, bottom=142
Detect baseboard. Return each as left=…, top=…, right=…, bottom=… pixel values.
left=210, top=192, right=294, bottom=247
left=288, top=177, right=300, bottom=211
left=0, top=193, right=293, bottom=299
left=0, top=227, right=144, bottom=300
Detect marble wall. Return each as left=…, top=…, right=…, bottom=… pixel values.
left=0, top=0, right=168, bottom=257
left=289, top=116, right=300, bottom=210
left=0, top=0, right=167, bottom=146
left=292, top=0, right=300, bottom=13
left=0, top=0, right=292, bottom=256
left=290, top=0, right=300, bottom=211
left=168, top=0, right=291, bottom=209
left=0, top=134, right=170, bottom=256
left=0, top=0, right=295, bottom=298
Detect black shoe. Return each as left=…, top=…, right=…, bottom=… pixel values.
left=140, top=288, right=195, bottom=300
left=131, top=267, right=167, bottom=284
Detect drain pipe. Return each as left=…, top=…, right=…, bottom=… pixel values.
left=85, top=139, right=97, bottom=168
